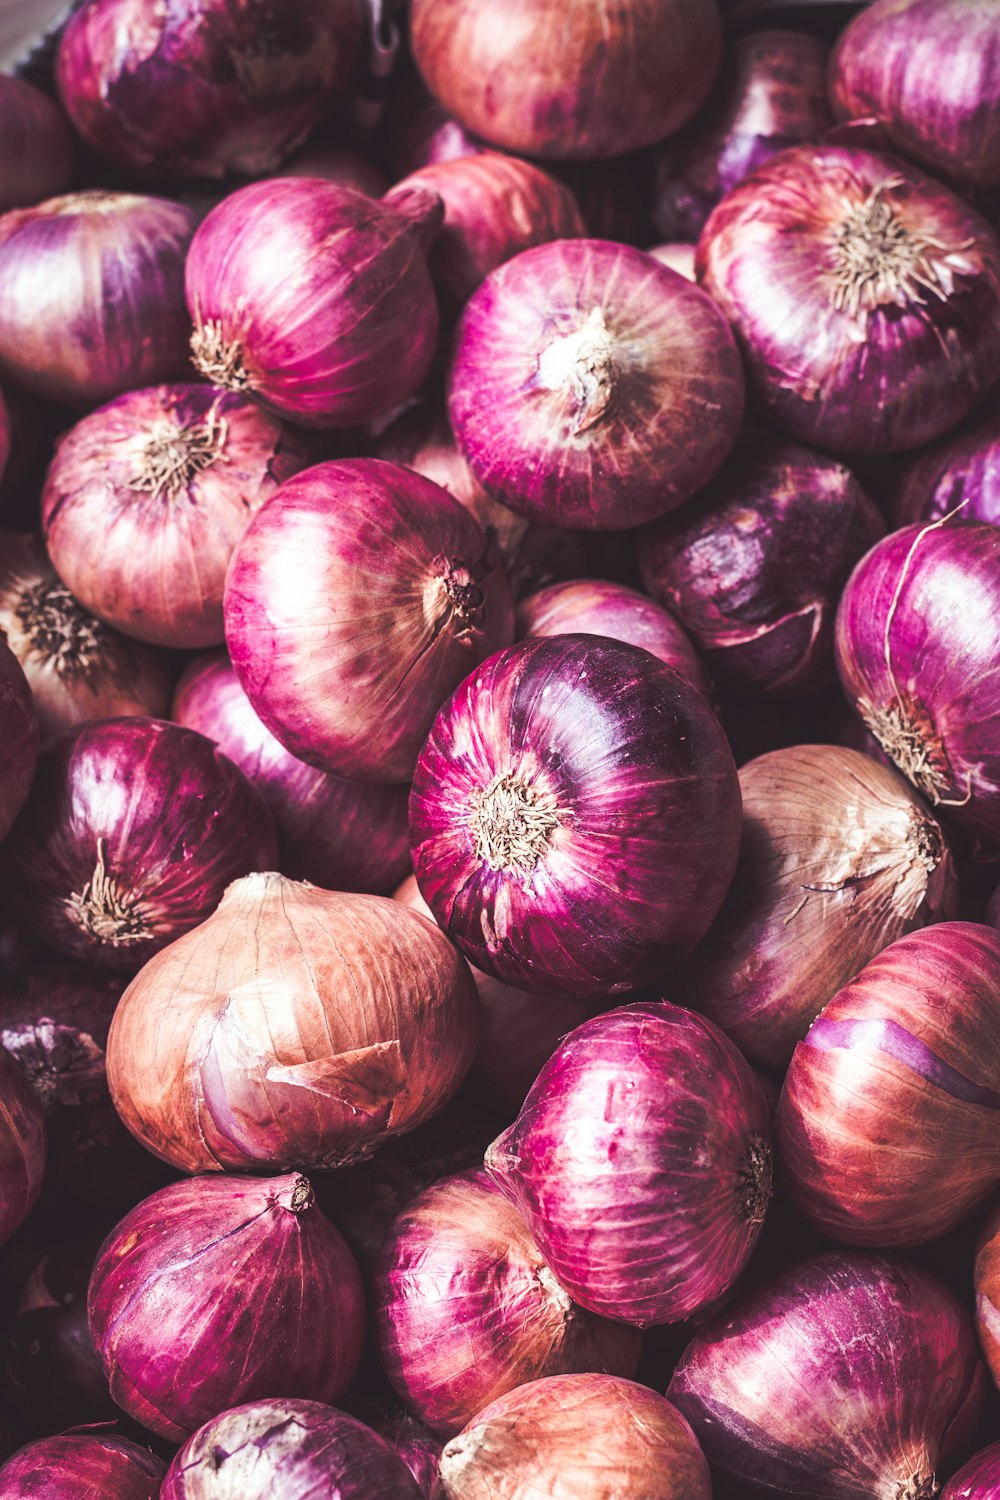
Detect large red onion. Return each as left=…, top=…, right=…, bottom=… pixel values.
left=971, top=1190, right=1000, bottom=1394
left=894, top=407, right=1000, bottom=527
left=0, top=192, right=195, bottom=408
left=448, top=238, right=745, bottom=530
left=668, top=1252, right=986, bottom=1499
left=0, top=637, right=37, bottom=843
left=941, top=1444, right=1000, bottom=1499
left=410, top=636, right=741, bottom=997
left=0, top=1435, right=165, bottom=1499
left=0, top=75, right=72, bottom=213
left=0, top=717, right=277, bottom=971
left=0, top=1049, right=45, bottom=1247
left=224, top=458, right=513, bottom=783
left=697, top=144, right=1000, bottom=454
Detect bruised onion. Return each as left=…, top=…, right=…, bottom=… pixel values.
left=941, top=1444, right=1000, bottom=1499
left=668, top=1252, right=985, bottom=1499
left=0, top=1435, right=165, bottom=1499
left=0, top=1049, right=45, bottom=1246
left=975, top=1205, right=1000, bottom=1402
left=894, top=406, right=1000, bottom=527
left=449, top=238, right=744, bottom=530
left=0, top=76, right=72, bottom=213
left=0, top=637, right=37, bottom=844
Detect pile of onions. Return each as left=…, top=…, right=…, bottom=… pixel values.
left=0, top=1435, right=165, bottom=1499
left=56, top=0, right=363, bottom=179
left=410, top=0, right=722, bottom=160
left=486, top=1002, right=772, bottom=1325
left=185, top=181, right=441, bottom=428
left=942, top=1445, right=1000, bottom=1499
left=106, top=873, right=478, bottom=1172
left=448, top=238, right=745, bottom=530
left=410, top=636, right=741, bottom=997
left=668, top=1252, right=985, bottom=1498
left=0, top=1049, right=45, bottom=1246
left=637, top=432, right=884, bottom=695
left=0, top=638, right=37, bottom=843
left=972, top=1197, right=1000, bottom=1391
left=42, top=385, right=313, bottom=649
left=894, top=407, right=1000, bottom=527
left=0, top=76, right=73, bottom=213
left=0, top=717, right=277, bottom=970
left=224, top=458, right=513, bottom=783
left=0, top=192, right=195, bottom=408
left=677, top=745, right=956, bottom=1069
left=697, top=144, right=1000, bottom=453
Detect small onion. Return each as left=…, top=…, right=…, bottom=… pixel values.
left=486, top=1002, right=772, bottom=1326
left=0, top=637, right=37, bottom=843
left=0, top=717, right=277, bottom=971
left=0, top=191, right=195, bottom=408
left=0, top=1435, right=165, bottom=1499
left=0, top=76, right=73, bottom=212
left=697, top=144, right=1000, bottom=454
left=106, top=872, right=478, bottom=1173
left=972, top=1185, right=1000, bottom=1393
left=375, top=1413, right=441, bottom=1497
left=448, top=238, right=745, bottom=531
left=435, top=1373, right=712, bottom=1500
left=186, top=179, right=441, bottom=428
left=0, top=1049, right=45, bottom=1246
left=668, top=1252, right=986, bottom=1499
left=941, top=1444, right=1000, bottom=1499
left=894, top=407, right=1000, bottom=527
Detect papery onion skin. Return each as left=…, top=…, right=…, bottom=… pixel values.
left=185, top=180, right=441, bottom=428
left=0, top=717, right=277, bottom=971
left=0, top=1435, right=165, bottom=1499
left=56, top=0, right=363, bottom=180
left=486, top=1002, right=772, bottom=1326
left=668, top=1251, right=986, bottom=1500
left=697, top=144, right=1000, bottom=454
left=941, top=1443, right=1000, bottom=1499
left=434, top=1373, right=712, bottom=1500
left=676, top=745, right=956, bottom=1070
left=893, top=407, right=1000, bottom=527
left=410, top=635, right=741, bottom=997
left=224, top=458, right=514, bottom=783
left=0, top=1049, right=45, bottom=1247
left=0, top=638, right=37, bottom=844
left=0, top=192, right=195, bottom=409
left=106, top=872, right=479, bottom=1173
left=0, top=76, right=73, bottom=213
left=449, top=238, right=745, bottom=531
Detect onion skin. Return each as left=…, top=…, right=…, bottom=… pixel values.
left=375, top=1414, right=441, bottom=1497
left=676, top=745, right=956, bottom=1070
left=106, top=872, right=479, bottom=1173
left=0, top=76, right=73, bottom=213
left=894, top=407, right=1000, bottom=527
left=697, top=144, right=1000, bottom=454
left=0, top=192, right=195, bottom=409
left=941, top=1443, right=1000, bottom=1499
left=434, top=1373, right=712, bottom=1500
left=668, top=1252, right=986, bottom=1500
left=0, top=957, right=121, bottom=1112
left=224, top=458, right=514, bottom=784
left=0, top=638, right=37, bottom=844
left=0, top=1435, right=165, bottom=1499
left=0, top=1049, right=45, bottom=1247
left=448, top=238, right=745, bottom=531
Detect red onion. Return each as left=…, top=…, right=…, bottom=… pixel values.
left=0, top=636, right=37, bottom=843
left=448, top=239, right=745, bottom=530
left=435, top=1373, right=712, bottom=1500
left=0, top=717, right=277, bottom=971
left=0, top=191, right=195, bottom=408
left=225, top=458, right=513, bottom=783
left=972, top=1188, right=1000, bottom=1394
left=0, top=1435, right=165, bottom=1499
left=487, top=1002, right=771, bottom=1326
left=106, top=872, right=478, bottom=1172
left=410, top=636, right=741, bottom=997
left=374, top=1413, right=440, bottom=1497
left=0, top=75, right=73, bottom=212
left=410, top=0, right=722, bottom=160
left=894, top=407, right=1000, bottom=528
left=647, top=242, right=696, bottom=279
left=941, top=1444, right=1000, bottom=1499
left=0, top=1049, right=45, bottom=1246
left=56, top=0, right=363, bottom=180
left=0, top=956, right=121, bottom=1112
left=668, top=1252, right=986, bottom=1499
left=697, top=144, right=1000, bottom=454
left=186, top=180, right=441, bottom=428
left=384, top=94, right=484, bottom=178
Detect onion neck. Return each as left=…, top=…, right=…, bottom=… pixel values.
left=891, top=1471, right=937, bottom=1500
left=736, top=1136, right=772, bottom=1227
left=65, top=840, right=151, bottom=948
left=536, top=307, right=619, bottom=434
left=859, top=696, right=951, bottom=804
left=126, top=402, right=229, bottom=501
left=190, top=318, right=251, bottom=392
left=274, top=1174, right=314, bottom=1214
left=830, top=180, right=949, bottom=317
left=14, top=577, right=110, bottom=682
left=382, top=182, right=445, bottom=252
left=469, top=771, right=562, bottom=881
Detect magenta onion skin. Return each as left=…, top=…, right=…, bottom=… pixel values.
left=0, top=717, right=277, bottom=971
left=448, top=238, right=745, bottom=531
left=0, top=192, right=195, bottom=409
left=0, top=1435, right=165, bottom=1499
left=941, top=1443, right=1000, bottom=1499
left=410, top=635, right=741, bottom=998
left=638, top=432, right=884, bottom=695
left=185, top=179, right=440, bottom=428
left=0, top=76, right=73, bottom=213
left=697, top=144, right=1000, bottom=454
left=668, top=1252, right=985, bottom=1500
left=894, top=407, right=1000, bottom=528
left=0, top=637, right=37, bottom=844
left=56, top=0, right=363, bottom=180
left=486, top=1002, right=772, bottom=1326
left=225, top=458, right=513, bottom=784
left=0, top=1049, right=45, bottom=1247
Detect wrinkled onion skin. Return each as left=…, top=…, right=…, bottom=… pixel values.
left=974, top=1202, right=1000, bottom=1396
left=894, top=407, right=1000, bottom=527
left=0, top=1050, right=45, bottom=1248
left=0, top=639, right=37, bottom=844
left=941, top=1442, right=1000, bottom=1499
left=668, top=1252, right=986, bottom=1500
left=0, top=1435, right=165, bottom=1499
left=0, top=77, right=73, bottom=213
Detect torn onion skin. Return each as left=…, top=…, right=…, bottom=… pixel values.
left=0, top=1435, right=165, bottom=1499
left=941, top=1442, right=1000, bottom=1499
left=0, top=637, right=38, bottom=845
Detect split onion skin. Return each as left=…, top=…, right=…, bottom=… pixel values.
left=0, top=1434, right=165, bottom=1499
left=0, top=76, right=73, bottom=213
left=0, top=638, right=38, bottom=845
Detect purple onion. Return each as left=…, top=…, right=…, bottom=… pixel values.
left=894, top=407, right=1000, bottom=527
left=0, top=1049, right=45, bottom=1247
left=0, top=956, right=121, bottom=1111
left=374, top=1413, right=441, bottom=1496
left=0, top=76, right=73, bottom=213
left=0, top=1435, right=165, bottom=1498
left=941, top=1443, right=1000, bottom=1498
left=0, top=637, right=37, bottom=844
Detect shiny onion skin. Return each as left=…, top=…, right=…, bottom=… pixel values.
left=0, top=638, right=37, bottom=844
left=638, top=432, right=884, bottom=696
left=106, top=873, right=479, bottom=1173
left=410, top=0, right=722, bottom=161
left=174, top=654, right=410, bottom=896
left=0, top=1435, right=165, bottom=1499
left=677, top=746, right=956, bottom=1071
left=448, top=239, right=745, bottom=531
left=941, top=1444, right=1000, bottom=1499
left=224, top=459, right=514, bottom=784
left=373, top=1169, right=642, bottom=1436
left=0, top=1050, right=45, bottom=1247
left=697, top=145, right=1000, bottom=454
left=894, top=407, right=1000, bottom=527
left=56, top=0, right=363, bottom=180
left=486, top=1002, right=772, bottom=1326
left=410, top=636, right=741, bottom=997
left=42, top=384, right=313, bottom=649
left=0, top=532, right=169, bottom=738
left=0, top=192, right=195, bottom=409
left=777, top=923, right=1000, bottom=1246
left=973, top=1194, right=1000, bottom=1393
left=88, top=1173, right=365, bottom=1441
left=0, top=717, right=277, bottom=971
left=668, top=1252, right=986, bottom=1500
left=185, top=180, right=441, bottom=428
left=0, top=76, right=73, bottom=213
left=434, top=1373, right=712, bottom=1500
